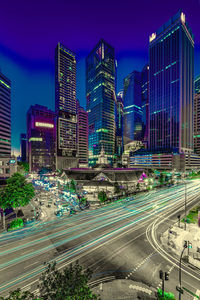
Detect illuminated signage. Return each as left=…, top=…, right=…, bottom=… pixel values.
left=149, top=33, right=156, bottom=42
left=9, top=159, right=16, bottom=164
left=181, top=12, right=185, bottom=23
left=35, top=122, right=54, bottom=128
left=29, top=137, right=43, bottom=142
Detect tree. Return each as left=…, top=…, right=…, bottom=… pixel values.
left=159, top=173, right=164, bottom=186
left=38, top=261, right=99, bottom=300
left=0, top=173, right=35, bottom=210
left=70, top=180, right=76, bottom=193
left=114, top=182, right=120, bottom=194
left=98, top=191, right=107, bottom=203
left=0, top=288, right=37, bottom=300
left=136, top=182, right=140, bottom=192
left=17, top=161, right=29, bottom=173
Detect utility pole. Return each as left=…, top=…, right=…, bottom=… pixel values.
left=177, top=241, right=187, bottom=300
left=159, top=270, right=169, bottom=297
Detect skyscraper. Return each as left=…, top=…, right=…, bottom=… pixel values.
left=0, top=72, right=11, bottom=157
left=55, top=43, right=77, bottom=168
left=123, top=71, right=143, bottom=144
left=149, top=11, right=194, bottom=153
left=195, top=76, right=200, bottom=94
left=20, top=133, right=27, bottom=162
left=27, top=105, right=56, bottom=172
left=115, top=92, right=124, bottom=157
left=77, top=100, right=88, bottom=167
left=86, top=39, right=116, bottom=166
left=141, top=64, right=149, bottom=145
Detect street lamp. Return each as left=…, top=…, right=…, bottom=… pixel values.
left=177, top=241, right=188, bottom=300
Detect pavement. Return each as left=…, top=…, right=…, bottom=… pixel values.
left=91, top=279, right=157, bottom=300
left=161, top=221, right=200, bottom=272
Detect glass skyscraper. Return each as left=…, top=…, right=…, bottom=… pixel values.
left=141, top=64, right=149, bottom=144
left=0, top=72, right=11, bottom=157
left=149, top=11, right=194, bottom=153
left=123, top=71, right=143, bottom=144
left=115, top=92, right=124, bottom=157
left=55, top=43, right=77, bottom=161
left=86, top=39, right=116, bottom=166
left=195, top=76, right=200, bottom=94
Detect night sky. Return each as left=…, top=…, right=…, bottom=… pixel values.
left=0, top=0, right=200, bottom=154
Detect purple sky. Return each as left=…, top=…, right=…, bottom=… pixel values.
left=0, top=0, right=200, bottom=152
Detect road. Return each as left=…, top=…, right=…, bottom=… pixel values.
left=0, top=181, right=200, bottom=299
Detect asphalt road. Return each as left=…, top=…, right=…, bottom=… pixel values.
left=0, top=181, right=200, bottom=299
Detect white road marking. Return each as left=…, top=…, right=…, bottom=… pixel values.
left=24, top=261, right=39, bottom=269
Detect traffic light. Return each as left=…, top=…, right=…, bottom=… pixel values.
left=178, top=215, right=180, bottom=219
left=165, top=272, right=169, bottom=281
left=184, top=241, right=188, bottom=248
left=159, top=270, right=163, bottom=279
left=188, top=242, right=192, bottom=249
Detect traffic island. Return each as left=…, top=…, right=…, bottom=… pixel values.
left=161, top=222, right=200, bottom=269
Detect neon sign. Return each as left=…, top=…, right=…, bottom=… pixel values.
left=35, top=122, right=54, bottom=128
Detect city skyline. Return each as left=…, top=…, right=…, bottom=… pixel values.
left=0, top=0, right=200, bottom=153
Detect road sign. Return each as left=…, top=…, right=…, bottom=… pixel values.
left=176, top=286, right=183, bottom=294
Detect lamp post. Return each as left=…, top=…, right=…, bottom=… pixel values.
left=178, top=241, right=187, bottom=300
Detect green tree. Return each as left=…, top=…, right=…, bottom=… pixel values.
left=0, top=288, right=36, bottom=300
left=17, top=161, right=29, bottom=173
left=0, top=173, right=35, bottom=210
left=159, top=173, right=164, bottom=186
left=70, top=180, right=76, bottom=193
left=38, top=261, right=99, bottom=300
left=136, top=182, right=140, bottom=192
left=98, top=191, right=107, bottom=203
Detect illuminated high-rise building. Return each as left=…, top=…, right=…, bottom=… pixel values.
left=86, top=39, right=116, bottom=166
left=20, top=133, right=27, bottom=162
left=27, top=105, right=56, bottom=172
left=149, top=11, right=194, bottom=153
left=123, top=71, right=143, bottom=144
left=0, top=72, right=11, bottom=157
left=195, top=76, right=200, bottom=94
left=77, top=100, right=88, bottom=167
left=115, top=92, right=124, bottom=157
left=141, top=64, right=149, bottom=145
left=55, top=43, right=77, bottom=169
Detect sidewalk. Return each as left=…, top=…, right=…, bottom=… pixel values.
left=161, top=222, right=200, bottom=269
left=91, top=279, right=157, bottom=300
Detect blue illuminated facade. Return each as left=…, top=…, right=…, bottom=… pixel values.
left=123, top=71, right=143, bottom=143
left=115, top=92, right=124, bottom=157
left=141, top=64, right=149, bottom=144
left=149, top=11, right=194, bottom=153
left=86, top=39, right=116, bottom=166
left=195, top=76, right=200, bottom=94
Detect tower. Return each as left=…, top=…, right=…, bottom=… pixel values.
left=86, top=39, right=116, bottom=166
left=149, top=11, right=194, bottom=153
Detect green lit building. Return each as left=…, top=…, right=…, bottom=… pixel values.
left=86, top=39, right=116, bottom=166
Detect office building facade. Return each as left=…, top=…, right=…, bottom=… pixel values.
left=20, top=133, right=27, bottom=162
left=86, top=39, right=116, bottom=166
left=0, top=72, right=11, bottom=158
left=194, top=89, right=200, bottom=155
left=123, top=71, right=143, bottom=144
left=77, top=100, right=88, bottom=167
left=149, top=11, right=194, bottom=153
left=27, top=105, right=56, bottom=172
left=55, top=43, right=78, bottom=168
left=141, top=64, right=149, bottom=144
left=115, top=92, right=124, bottom=157
left=195, top=76, right=200, bottom=94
